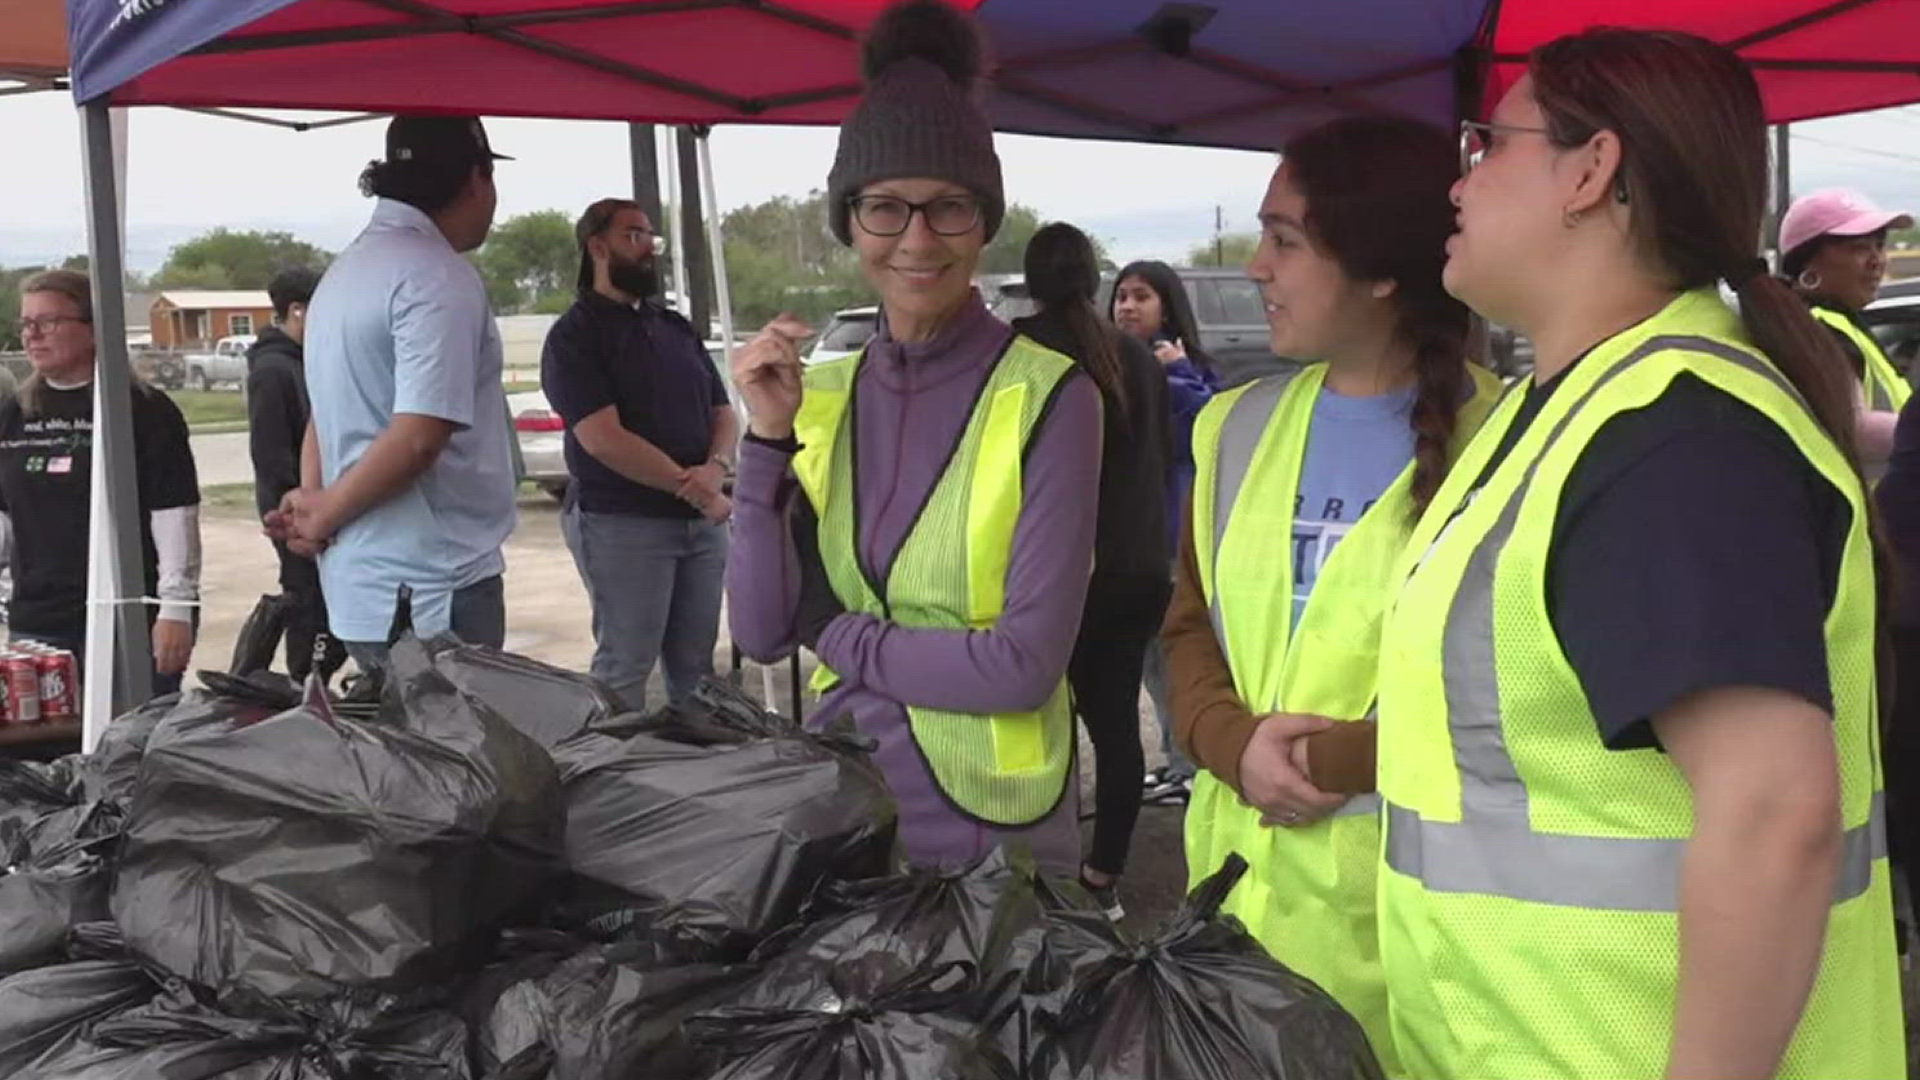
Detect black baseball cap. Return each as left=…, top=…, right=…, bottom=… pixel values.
left=383, top=115, right=513, bottom=168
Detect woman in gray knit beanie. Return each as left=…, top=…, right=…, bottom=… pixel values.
left=726, top=0, right=1105, bottom=885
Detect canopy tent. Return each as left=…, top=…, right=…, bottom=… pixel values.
left=54, top=0, right=1920, bottom=741
left=66, top=0, right=1920, bottom=146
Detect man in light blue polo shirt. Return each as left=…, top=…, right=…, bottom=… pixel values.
left=270, top=116, right=516, bottom=664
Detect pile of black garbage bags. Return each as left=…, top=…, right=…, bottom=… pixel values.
left=0, top=628, right=1383, bottom=1080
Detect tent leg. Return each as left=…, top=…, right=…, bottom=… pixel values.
left=77, top=99, right=155, bottom=750
left=628, top=122, right=662, bottom=228
left=694, top=127, right=737, bottom=354
left=664, top=129, right=691, bottom=317
left=1773, top=124, right=1792, bottom=265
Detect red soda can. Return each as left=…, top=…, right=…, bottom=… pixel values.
left=3, top=653, right=41, bottom=724
left=35, top=652, right=76, bottom=720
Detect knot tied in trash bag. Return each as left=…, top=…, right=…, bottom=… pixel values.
left=111, top=635, right=566, bottom=999
left=1025, top=854, right=1386, bottom=1080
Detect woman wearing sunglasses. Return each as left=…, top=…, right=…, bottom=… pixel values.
left=725, top=0, right=1099, bottom=872
left=1379, top=28, right=1901, bottom=1079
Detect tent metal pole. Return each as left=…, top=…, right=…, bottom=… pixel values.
left=1774, top=123, right=1793, bottom=266
left=77, top=100, right=156, bottom=748
left=695, top=127, right=735, bottom=352
left=628, top=121, right=662, bottom=227
left=664, top=129, right=690, bottom=315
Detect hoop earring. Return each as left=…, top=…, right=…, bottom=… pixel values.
left=1797, top=269, right=1822, bottom=292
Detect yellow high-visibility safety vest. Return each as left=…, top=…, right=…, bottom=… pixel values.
left=1813, top=305, right=1910, bottom=412
left=1184, top=360, right=1500, bottom=1077
left=1377, top=289, right=1901, bottom=1079
left=791, top=334, right=1081, bottom=826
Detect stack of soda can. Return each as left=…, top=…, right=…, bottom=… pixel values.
left=1, top=641, right=79, bottom=725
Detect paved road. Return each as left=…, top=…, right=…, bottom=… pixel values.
left=190, top=430, right=254, bottom=489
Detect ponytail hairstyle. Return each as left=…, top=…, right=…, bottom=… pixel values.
left=1024, top=223, right=1127, bottom=417
left=1279, top=116, right=1470, bottom=518
left=1529, top=28, right=1893, bottom=678
left=1529, top=29, right=1861, bottom=478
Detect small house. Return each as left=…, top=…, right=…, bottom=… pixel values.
left=150, top=290, right=273, bottom=350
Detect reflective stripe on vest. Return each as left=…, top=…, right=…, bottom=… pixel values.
left=1384, top=332, right=1884, bottom=907
left=1376, top=289, right=1900, bottom=1080
left=1813, top=306, right=1910, bottom=412
left=791, top=335, right=1078, bottom=827
left=1183, top=361, right=1500, bottom=1077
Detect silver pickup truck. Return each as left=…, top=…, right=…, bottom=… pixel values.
left=184, top=334, right=254, bottom=391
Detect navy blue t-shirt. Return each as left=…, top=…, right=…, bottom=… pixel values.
left=541, top=293, right=728, bottom=517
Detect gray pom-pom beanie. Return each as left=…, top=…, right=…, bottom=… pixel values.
left=826, top=1, right=1004, bottom=244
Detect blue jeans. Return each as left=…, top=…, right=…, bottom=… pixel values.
left=344, top=574, right=506, bottom=671
left=561, top=503, right=727, bottom=711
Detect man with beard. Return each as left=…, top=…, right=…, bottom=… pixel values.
left=542, top=198, right=738, bottom=707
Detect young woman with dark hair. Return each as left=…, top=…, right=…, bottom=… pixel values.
left=1160, top=116, right=1500, bottom=1070
left=1012, top=223, right=1171, bottom=917
left=1375, top=28, right=1900, bottom=1079
left=1110, top=258, right=1219, bottom=802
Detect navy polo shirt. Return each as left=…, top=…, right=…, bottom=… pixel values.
left=540, top=291, right=729, bottom=517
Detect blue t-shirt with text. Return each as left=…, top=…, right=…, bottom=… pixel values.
left=1291, top=383, right=1417, bottom=628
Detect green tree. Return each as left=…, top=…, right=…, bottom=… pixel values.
left=151, top=228, right=330, bottom=290
left=473, top=210, right=578, bottom=314
left=1186, top=232, right=1260, bottom=268
left=1892, top=225, right=1920, bottom=249
left=0, top=266, right=38, bottom=351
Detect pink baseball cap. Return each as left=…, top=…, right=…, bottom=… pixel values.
left=1780, top=188, right=1913, bottom=260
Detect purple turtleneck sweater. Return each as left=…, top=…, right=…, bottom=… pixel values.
left=727, top=293, right=1101, bottom=874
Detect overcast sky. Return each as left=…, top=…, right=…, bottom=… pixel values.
left=3, top=90, right=1918, bottom=276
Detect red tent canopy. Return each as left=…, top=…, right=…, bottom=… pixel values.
left=66, top=0, right=1920, bottom=152
left=1486, top=0, right=1920, bottom=122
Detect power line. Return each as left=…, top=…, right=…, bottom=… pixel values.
left=1790, top=131, right=1920, bottom=170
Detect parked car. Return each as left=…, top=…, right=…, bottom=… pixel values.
left=132, top=346, right=185, bottom=390
left=805, top=307, right=879, bottom=365
left=184, top=334, right=254, bottom=391
left=513, top=340, right=745, bottom=501
left=1865, top=277, right=1920, bottom=388
left=991, top=268, right=1291, bottom=387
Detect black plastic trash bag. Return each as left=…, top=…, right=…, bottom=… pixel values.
left=0, top=955, right=161, bottom=1075
left=0, top=800, right=122, bottom=975
left=227, top=593, right=293, bottom=677
left=111, top=641, right=566, bottom=998
left=0, top=756, right=89, bottom=836
left=17, top=984, right=472, bottom=1080
left=1025, top=855, right=1386, bottom=1080
left=753, top=847, right=1089, bottom=1038
left=472, top=939, right=740, bottom=1080
left=687, top=962, right=1020, bottom=1080
left=554, top=679, right=895, bottom=959
left=427, top=644, right=624, bottom=749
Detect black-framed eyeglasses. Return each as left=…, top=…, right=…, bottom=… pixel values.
left=848, top=194, right=983, bottom=237
left=18, top=314, right=89, bottom=337
left=1459, top=119, right=1553, bottom=176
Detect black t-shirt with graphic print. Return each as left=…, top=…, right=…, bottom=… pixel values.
left=1465, top=365, right=1849, bottom=750
left=0, top=382, right=199, bottom=636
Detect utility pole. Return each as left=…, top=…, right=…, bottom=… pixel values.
left=1214, top=205, right=1225, bottom=266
